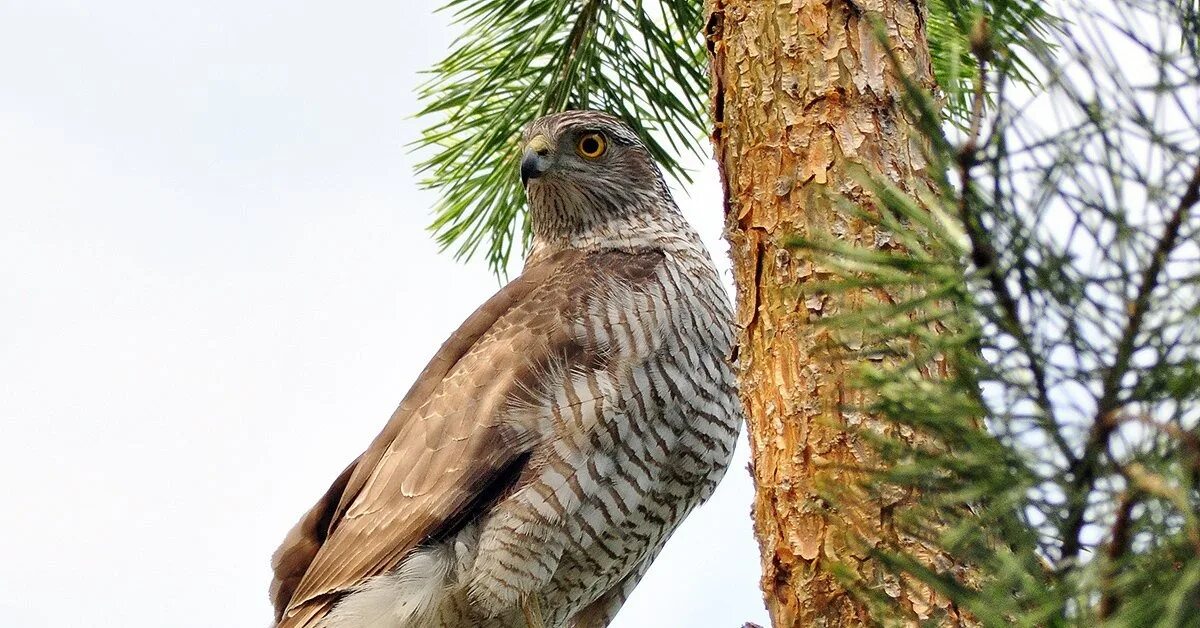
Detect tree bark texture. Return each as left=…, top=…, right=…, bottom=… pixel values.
left=705, top=0, right=967, bottom=625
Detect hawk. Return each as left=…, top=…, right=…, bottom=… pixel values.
left=269, top=110, right=742, bottom=628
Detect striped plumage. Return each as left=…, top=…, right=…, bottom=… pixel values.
left=270, top=110, right=742, bottom=628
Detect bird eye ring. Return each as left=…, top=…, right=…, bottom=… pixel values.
left=576, top=133, right=607, bottom=159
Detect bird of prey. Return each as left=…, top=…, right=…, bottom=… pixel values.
left=269, top=110, right=743, bottom=628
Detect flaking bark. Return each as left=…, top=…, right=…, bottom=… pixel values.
left=704, top=0, right=970, bottom=624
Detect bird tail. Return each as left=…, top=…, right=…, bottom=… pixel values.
left=317, top=544, right=456, bottom=628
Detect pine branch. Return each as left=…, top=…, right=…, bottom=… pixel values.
left=413, top=0, right=707, bottom=274
left=1059, top=161, right=1200, bottom=569
left=956, top=26, right=1077, bottom=466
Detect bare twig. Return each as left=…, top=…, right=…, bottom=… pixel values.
left=1118, top=412, right=1200, bottom=474
left=1123, top=463, right=1200, bottom=556
left=1097, top=490, right=1139, bottom=619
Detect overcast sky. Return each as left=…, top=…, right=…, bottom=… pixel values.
left=0, top=1, right=768, bottom=626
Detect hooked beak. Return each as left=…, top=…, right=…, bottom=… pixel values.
left=521, top=135, right=552, bottom=186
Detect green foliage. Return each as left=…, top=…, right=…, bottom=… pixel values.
left=928, top=0, right=1057, bottom=124
left=796, top=0, right=1200, bottom=623
left=414, top=0, right=707, bottom=273
left=414, top=0, right=1056, bottom=273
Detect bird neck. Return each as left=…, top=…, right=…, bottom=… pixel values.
left=524, top=200, right=700, bottom=267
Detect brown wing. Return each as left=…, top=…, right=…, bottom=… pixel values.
left=269, top=253, right=562, bottom=623
left=270, top=248, right=660, bottom=628
left=270, top=457, right=360, bottom=622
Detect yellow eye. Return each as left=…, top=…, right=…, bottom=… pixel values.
left=576, top=132, right=607, bottom=159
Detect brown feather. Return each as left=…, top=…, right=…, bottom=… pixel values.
left=270, top=248, right=665, bottom=627
left=269, top=458, right=360, bottom=621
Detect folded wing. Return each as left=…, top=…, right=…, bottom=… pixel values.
left=269, top=248, right=662, bottom=628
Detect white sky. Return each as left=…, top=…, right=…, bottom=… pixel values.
left=0, top=1, right=769, bottom=626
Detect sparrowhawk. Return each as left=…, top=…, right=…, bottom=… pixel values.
left=269, top=110, right=743, bottom=628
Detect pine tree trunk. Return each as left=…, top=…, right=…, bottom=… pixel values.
left=704, top=0, right=967, bottom=625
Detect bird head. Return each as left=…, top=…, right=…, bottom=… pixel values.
left=519, top=110, right=675, bottom=243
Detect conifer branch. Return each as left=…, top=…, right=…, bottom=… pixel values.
left=1060, top=161, right=1200, bottom=567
